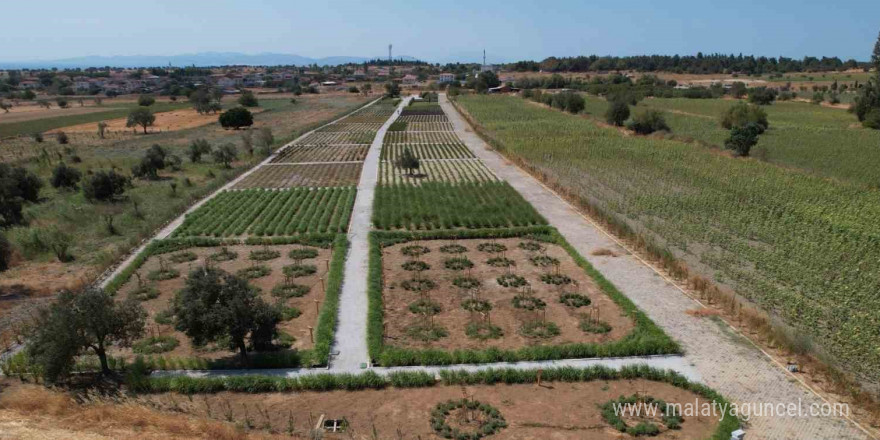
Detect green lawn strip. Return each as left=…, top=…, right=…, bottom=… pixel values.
left=102, top=233, right=344, bottom=369
left=367, top=227, right=681, bottom=367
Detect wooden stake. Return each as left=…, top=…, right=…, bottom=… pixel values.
left=308, top=326, right=314, bottom=343
left=537, top=369, right=543, bottom=387
left=314, top=299, right=320, bottom=315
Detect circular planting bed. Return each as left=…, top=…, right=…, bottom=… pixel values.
left=282, top=264, right=317, bottom=278
left=477, top=242, right=507, bottom=253
left=529, top=255, right=559, bottom=267
left=132, top=335, right=179, bottom=355
left=540, top=273, right=573, bottom=285
left=169, top=251, right=198, bottom=264
left=401, top=278, right=437, bottom=292
left=405, top=323, right=448, bottom=342
left=250, top=249, right=281, bottom=261
left=600, top=394, right=683, bottom=436
left=147, top=268, right=180, bottom=281
left=288, top=248, right=319, bottom=260
left=439, top=244, right=468, bottom=254
left=452, top=276, right=481, bottom=289
left=402, top=260, right=431, bottom=272
left=431, top=399, right=507, bottom=439
left=559, top=293, right=591, bottom=308
left=208, top=247, right=238, bottom=262
left=409, top=298, right=442, bottom=316
left=237, top=265, right=271, bottom=280
left=496, top=274, right=528, bottom=288
left=402, top=245, right=431, bottom=257
left=486, top=257, right=515, bottom=268
left=129, top=285, right=159, bottom=301
left=581, top=319, right=613, bottom=334
left=466, top=322, right=504, bottom=340
left=520, top=321, right=561, bottom=339
left=512, top=296, right=546, bottom=311
left=461, top=298, right=492, bottom=313
left=272, top=283, right=311, bottom=298
left=517, top=241, right=543, bottom=252
left=444, top=257, right=475, bottom=271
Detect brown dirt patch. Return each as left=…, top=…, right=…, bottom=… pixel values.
left=140, top=379, right=719, bottom=439
left=111, top=244, right=332, bottom=361
left=52, top=108, right=263, bottom=135
left=0, top=105, right=116, bottom=125
left=381, top=238, right=634, bottom=351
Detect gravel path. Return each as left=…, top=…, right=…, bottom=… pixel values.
left=329, top=97, right=410, bottom=370
left=440, top=94, right=873, bottom=440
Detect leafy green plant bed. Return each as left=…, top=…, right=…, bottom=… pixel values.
left=405, top=323, right=448, bottom=342
left=402, top=261, right=430, bottom=271
left=477, top=242, right=507, bottom=253
left=581, top=319, right=613, bottom=334
left=540, top=273, right=572, bottom=285
left=461, top=298, right=492, bottom=313
left=486, top=257, right=514, bottom=267
left=497, top=274, right=527, bottom=288
left=208, top=247, right=238, bottom=262
left=465, top=322, right=504, bottom=340
left=281, top=307, right=302, bottom=321
left=132, top=336, right=180, bottom=355
left=452, top=276, right=481, bottom=289
left=529, top=255, right=559, bottom=267
left=249, top=248, right=281, bottom=261
left=401, top=278, right=436, bottom=292
left=236, top=265, right=271, bottom=280
left=272, top=283, right=311, bottom=298
left=409, top=299, right=442, bottom=316
left=431, top=399, right=507, bottom=439
left=443, top=257, right=474, bottom=271
left=512, top=295, right=546, bottom=310
left=147, top=268, right=180, bottom=281
left=129, top=285, right=159, bottom=301
left=559, top=293, right=591, bottom=308
left=402, top=245, right=431, bottom=256
left=288, top=248, right=319, bottom=260
left=520, top=321, right=560, bottom=339
left=283, top=264, right=316, bottom=278
left=601, top=394, right=684, bottom=436
left=517, top=241, right=543, bottom=251
left=439, top=244, right=468, bottom=254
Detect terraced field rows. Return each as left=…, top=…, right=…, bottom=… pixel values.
left=381, top=143, right=473, bottom=161
left=378, top=159, right=498, bottom=185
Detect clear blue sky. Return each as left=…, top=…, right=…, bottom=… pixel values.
left=1, top=0, right=878, bottom=63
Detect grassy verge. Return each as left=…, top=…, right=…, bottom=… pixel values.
left=367, top=227, right=681, bottom=367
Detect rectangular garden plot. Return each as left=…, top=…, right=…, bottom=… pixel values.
left=372, top=181, right=547, bottom=230
left=317, top=122, right=383, bottom=133
left=404, top=122, right=455, bottom=132
left=109, top=240, right=343, bottom=369
left=138, top=371, right=734, bottom=439
left=384, top=131, right=461, bottom=144
left=379, top=159, right=498, bottom=185
left=397, top=115, right=449, bottom=123
left=272, top=144, right=368, bottom=163
left=173, top=188, right=355, bottom=237
left=381, top=143, right=474, bottom=161
left=296, top=131, right=375, bottom=146
left=233, top=163, right=362, bottom=189
left=368, top=230, right=680, bottom=366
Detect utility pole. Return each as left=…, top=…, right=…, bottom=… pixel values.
left=483, top=49, right=486, bottom=68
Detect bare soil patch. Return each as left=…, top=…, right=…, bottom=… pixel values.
left=52, top=108, right=262, bottom=135
left=111, top=244, right=331, bottom=361
left=382, top=238, right=634, bottom=351
left=140, top=379, right=718, bottom=439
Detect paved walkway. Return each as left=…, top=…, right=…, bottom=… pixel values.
left=440, top=94, right=872, bottom=440
left=329, top=97, right=410, bottom=370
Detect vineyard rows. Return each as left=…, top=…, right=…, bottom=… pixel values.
left=317, top=123, right=383, bottom=133
left=381, top=143, right=474, bottom=161
left=401, top=102, right=445, bottom=116
left=234, top=163, right=362, bottom=189
left=378, top=159, right=498, bottom=185
left=273, top=145, right=369, bottom=163
left=383, top=131, right=461, bottom=144
left=296, top=131, right=375, bottom=146
left=174, top=187, right=356, bottom=237
left=404, top=122, right=455, bottom=132
left=398, top=115, right=449, bottom=123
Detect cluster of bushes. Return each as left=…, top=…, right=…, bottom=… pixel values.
left=603, top=100, right=670, bottom=135
left=719, top=102, right=769, bottom=157
left=522, top=89, right=585, bottom=114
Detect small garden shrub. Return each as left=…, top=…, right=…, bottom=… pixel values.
left=559, top=293, right=591, bottom=308
left=402, top=260, right=430, bottom=271
left=431, top=399, right=506, bottom=439
left=581, top=319, right=612, bottom=334
left=237, top=265, right=271, bottom=279
left=288, top=248, right=319, bottom=260
left=250, top=248, right=281, bottom=261
left=452, top=276, right=480, bottom=289
left=147, top=268, right=180, bottom=281
left=401, top=278, right=436, bottom=292
left=497, top=274, right=527, bottom=288
left=272, top=283, right=310, bottom=298
left=444, top=257, right=474, bottom=271
left=529, top=255, right=559, bottom=267
left=169, top=251, right=198, bottom=263
left=439, top=244, right=467, bottom=254
left=129, top=285, right=159, bottom=301
left=477, top=242, right=507, bottom=253
left=518, top=241, right=543, bottom=251
left=486, top=257, right=514, bottom=267
left=540, top=273, right=572, bottom=285
left=405, top=323, right=448, bottom=342
left=132, top=336, right=179, bottom=354
left=512, top=295, right=546, bottom=310
left=409, top=299, right=442, bottom=316
left=282, top=264, right=316, bottom=278
left=466, top=322, right=504, bottom=340
left=280, top=307, right=302, bottom=321
left=461, top=298, right=492, bottom=313
left=520, top=321, right=560, bottom=339
left=208, top=247, right=238, bottom=262
left=401, top=245, right=430, bottom=257
left=600, top=394, right=683, bottom=436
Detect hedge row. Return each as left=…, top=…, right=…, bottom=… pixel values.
left=367, top=227, right=681, bottom=366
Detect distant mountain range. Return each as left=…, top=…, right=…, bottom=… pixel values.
left=0, top=52, right=423, bottom=69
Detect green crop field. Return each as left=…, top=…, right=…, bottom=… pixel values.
left=456, top=94, right=880, bottom=383
left=173, top=187, right=356, bottom=237
left=0, top=101, right=192, bottom=138
left=372, top=181, right=546, bottom=230
left=582, top=95, right=880, bottom=188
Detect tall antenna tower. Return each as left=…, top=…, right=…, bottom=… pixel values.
left=483, top=49, right=486, bottom=67
left=389, top=44, right=392, bottom=63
